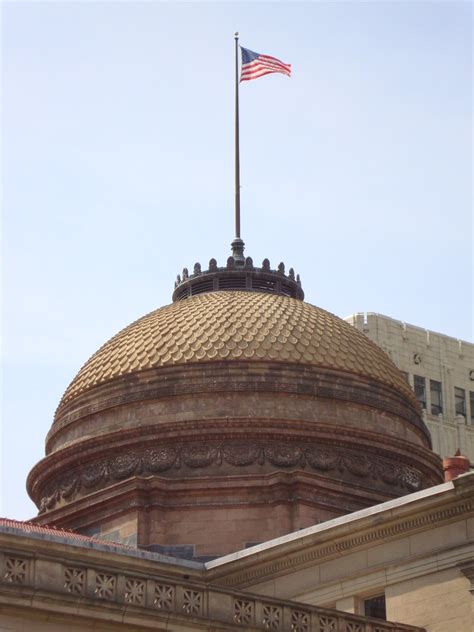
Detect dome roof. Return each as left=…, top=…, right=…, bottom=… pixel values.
left=59, top=292, right=412, bottom=411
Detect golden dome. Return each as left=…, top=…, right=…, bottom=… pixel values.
left=59, top=291, right=411, bottom=408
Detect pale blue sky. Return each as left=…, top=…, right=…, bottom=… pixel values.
left=1, top=1, right=472, bottom=519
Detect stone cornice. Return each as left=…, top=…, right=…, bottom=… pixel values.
left=206, top=476, right=474, bottom=588
left=30, top=470, right=396, bottom=533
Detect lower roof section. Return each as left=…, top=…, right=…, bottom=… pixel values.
left=2, top=474, right=473, bottom=630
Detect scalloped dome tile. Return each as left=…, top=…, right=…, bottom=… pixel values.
left=58, top=291, right=413, bottom=410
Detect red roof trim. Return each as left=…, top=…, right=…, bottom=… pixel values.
left=0, top=517, right=135, bottom=551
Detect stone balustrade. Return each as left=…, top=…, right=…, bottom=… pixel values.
left=0, top=538, right=424, bottom=632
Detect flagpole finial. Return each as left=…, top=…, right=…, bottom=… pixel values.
left=231, top=238, right=245, bottom=264
left=235, top=32, right=239, bottom=38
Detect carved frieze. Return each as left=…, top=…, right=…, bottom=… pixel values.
left=82, top=462, right=109, bottom=489
left=143, top=447, right=178, bottom=472
left=182, top=445, right=218, bottom=468
left=222, top=443, right=261, bottom=466
left=37, top=441, right=425, bottom=513
left=265, top=445, right=303, bottom=467
left=109, top=453, right=141, bottom=479
left=342, top=455, right=371, bottom=478
left=305, top=448, right=341, bottom=471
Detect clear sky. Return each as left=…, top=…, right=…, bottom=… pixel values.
left=1, top=1, right=472, bottom=520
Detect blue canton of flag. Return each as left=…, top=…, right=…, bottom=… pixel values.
left=240, top=46, right=291, bottom=82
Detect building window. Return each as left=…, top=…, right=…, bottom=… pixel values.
left=414, top=375, right=426, bottom=409
left=455, top=387, right=466, bottom=418
left=430, top=380, right=443, bottom=415
left=364, top=595, right=386, bottom=620
left=470, top=391, right=474, bottom=425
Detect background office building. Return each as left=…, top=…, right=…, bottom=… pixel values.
left=345, top=313, right=474, bottom=465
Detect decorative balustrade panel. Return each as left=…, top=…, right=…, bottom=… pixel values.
left=0, top=548, right=425, bottom=631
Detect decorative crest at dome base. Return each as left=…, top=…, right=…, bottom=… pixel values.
left=173, top=253, right=304, bottom=302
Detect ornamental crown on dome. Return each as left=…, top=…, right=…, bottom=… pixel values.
left=173, top=251, right=303, bottom=302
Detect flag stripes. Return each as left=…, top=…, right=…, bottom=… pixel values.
left=240, top=47, right=291, bottom=82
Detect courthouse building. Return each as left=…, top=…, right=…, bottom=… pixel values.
left=1, top=248, right=473, bottom=631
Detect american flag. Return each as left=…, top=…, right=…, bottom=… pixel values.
left=240, top=46, right=291, bottom=82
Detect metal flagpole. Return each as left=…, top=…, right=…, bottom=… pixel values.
left=232, top=32, right=245, bottom=262
left=234, top=32, right=241, bottom=240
